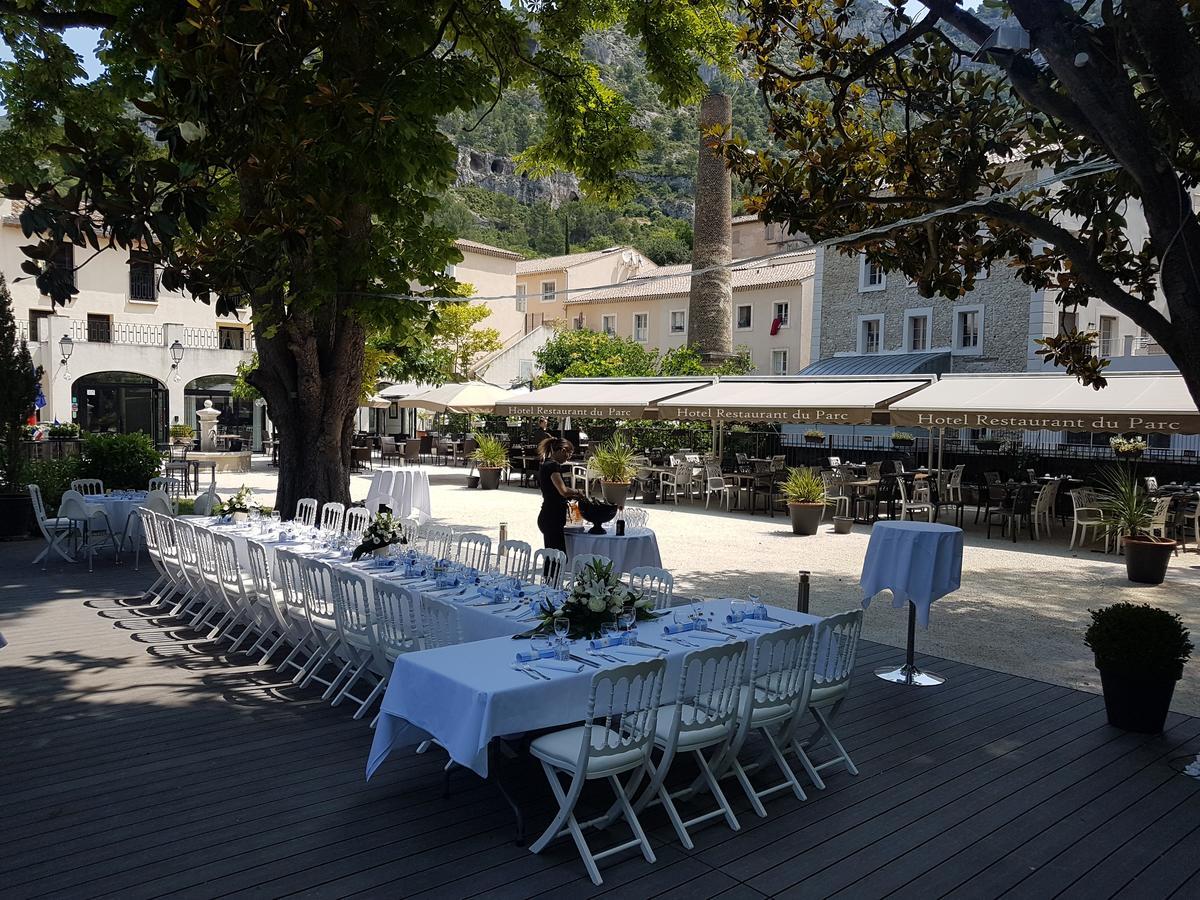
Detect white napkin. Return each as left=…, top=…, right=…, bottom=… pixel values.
left=533, top=659, right=584, bottom=673
left=686, top=630, right=729, bottom=643
left=739, top=618, right=783, bottom=630
left=605, top=644, right=661, bottom=657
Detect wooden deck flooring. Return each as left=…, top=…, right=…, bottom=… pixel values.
left=2, top=542, right=1199, bottom=899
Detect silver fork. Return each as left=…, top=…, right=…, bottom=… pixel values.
left=511, top=664, right=541, bottom=681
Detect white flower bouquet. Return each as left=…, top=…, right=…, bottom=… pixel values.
left=537, top=557, right=654, bottom=639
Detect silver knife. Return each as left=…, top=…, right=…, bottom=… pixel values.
left=635, top=640, right=671, bottom=652
left=569, top=653, right=601, bottom=668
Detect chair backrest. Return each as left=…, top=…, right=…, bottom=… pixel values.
left=149, top=476, right=184, bottom=498
left=827, top=456, right=841, bottom=468
left=296, top=555, right=336, bottom=625
left=739, top=624, right=816, bottom=733
left=146, top=490, right=175, bottom=516
left=295, top=497, right=318, bottom=527
left=71, top=478, right=104, bottom=496
left=422, top=523, right=454, bottom=558
left=532, top=547, right=567, bottom=589
left=1027, top=468, right=1038, bottom=483
left=135, top=507, right=164, bottom=570
left=212, top=532, right=247, bottom=605
left=455, top=532, right=493, bottom=570
left=174, top=518, right=201, bottom=585
left=1150, top=495, right=1173, bottom=525
left=192, top=524, right=220, bottom=584
left=1144, top=476, right=1159, bottom=492
left=372, top=581, right=421, bottom=658
left=623, top=507, right=649, bottom=530
left=629, top=566, right=674, bottom=610
left=1034, top=483, right=1056, bottom=513
left=949, top=465, right=964, bottom=488
left=404, top=439, right=421, bottom=462
left=398, top=516, right=421, bottom=546
left=1011, top=484, right=1035, bottom=514
left=419, top=596, right=462, bottom=649
left=27, top=483, right=50, bottom=524
left=58, top=490, right=93, bottom=522
left=192, top=488, right=222, bottom=517
left=499, top=539, right=532, bottom=578
left=246, top=539, right=289, bottom=632
left=575, top=659, right=666, bottom=770
left=814, top=609, right=863, bottom=690
left=274, top=548, right=307, bottom=619
left=867, top=462, right=882, bottom=480
left=380, top=436, right=397, bottom=454
left=329, top=567, right=376, bottom=651
left=168, top=443, right=189, bottom=461
left=343, top=506, right=371, bottom=538
left=320, top=501, right=345, bottom=532
left=664, top=643, right=746, bottom=746
left=1070, top=488, right=1094, bottom=513
left=154, top=512, right=180, bottom=568
left=569, top=552, right=612, bottom=576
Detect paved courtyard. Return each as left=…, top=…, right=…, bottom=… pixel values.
left=201, top=457, right=1200, bottom=717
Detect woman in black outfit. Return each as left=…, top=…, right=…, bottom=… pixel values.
left=536, top=436, right=583, bottom=556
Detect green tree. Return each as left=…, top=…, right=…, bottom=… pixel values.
left=726, top=0, right=1200, bottom=407
left=0, top=0, right=734, bottom=516
left=425, top=303, right=502, bottom=381
left=0, top=273, right=41, bottom=492
left=534, top=328, right=751, bottom=386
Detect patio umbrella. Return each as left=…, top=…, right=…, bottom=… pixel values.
left=364, top=395, right=392, bottom=409
left=378, top=381, right=431, bottom=400
left=394, top=380, right=513, bottom=414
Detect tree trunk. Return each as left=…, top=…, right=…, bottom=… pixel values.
left=688, top=91, right=734, bottom=365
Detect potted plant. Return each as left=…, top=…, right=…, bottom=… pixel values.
left=975, top=436, right=1003, bottom=451
left=891, top=431, right=915, bottom=448
left=0, top=273, right=42, bottom=538
left=471, top=433, right=507, bottom=490
left=781, top=466, right=826, bottom=535
left=169, top=422, right=195, bottom=446
left=1085, top=602, right=1191, bottom=732
left=592, top=436, right=637, bottom=507
left=804, top=429, right=826, bottom=445
left=1096, top=465, right=1176, bottom=584
left=218, top=485, right=260, bottom=523
left=48, top=422, right=80, bottom=440
left=1110, top=434, right=1147, bottom=460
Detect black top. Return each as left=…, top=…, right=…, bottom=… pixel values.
left=538, top=458, right=568, bottom=516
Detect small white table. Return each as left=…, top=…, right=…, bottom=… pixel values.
left=82, top=493, right=148, bottom=547
left=564, top=524, right=661, bottom=575
left=861, top=520, right=962, bottom=686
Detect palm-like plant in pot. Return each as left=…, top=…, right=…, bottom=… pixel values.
left=1085, top=602, right=1191, bottom=733
left=781, top=466, right=825, bottom=535
left=0, top=274, right=42, bottom=538
left=1096, top=465, right=1175, bottom=584
left=592, top=437, right=637, bottom=507
left=471, top=433, right=508, bottom=490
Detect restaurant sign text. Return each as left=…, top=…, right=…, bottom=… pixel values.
left=906, top=412, right=1194, bottom=433
left=661, top=407, right=857, bottom=423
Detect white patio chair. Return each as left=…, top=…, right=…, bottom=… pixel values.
left=132, top=508, right=171, bottom=604
left=398, top=516, right=421, bottom=546
left=713, top=624, right=817, bottom=817
left=454, top=532, right=493, bottom=571
left=273, top=549, right=324, bottom=680
left=70, top=478, right=104, bottom=496
left=343, top=506, right=371, bottom=539
left=659, top=463, right=692, bottom=504
left=1032, top=480, right=1059, bottom=540
left=1070, top=488, right=1109, bottom=551
left=149, top=476, right=185, bottom=510
left=244, top=539, right=298, bottom=666
left=212, top=532, right=262, bottom=652
left=189, top=524, right=228, bottom=631
left=418, top=595, right=463, bottom=649
left=422, top=523, right=454, bottom=559
left=820, top=471, right=851, bottom=523
left=791, top=609, right=863, bottom=789
left=702, top=464, right=733, bottom=510
left=295, top=497, right=318, bottom=527
left=28, top=483, right=77, bottom=569
left=528, top=658, right=667, bottom=885
left=627, top=643, right=747, bottom=849
left=328, top=568, right=386, bottom=717
left=628, top=566, right=674, bottom=610
left=895, top=477, right=932, bottom=522
left=498, top=539, right=532, bottom=578
left=1148, top=495, right=1174, bottom=542
left=58, top=489, right=118, bottom=573
left=533, top=547, right=567, bottom=589
left=166, top=518, right=208, bottom=620
left=365, top=582, right=422, bottom=724
left=155, top=515, right=196, bottom=617
left=320, top=501, right=345, bottom=532
left=294, top=556, right=350, bottom=698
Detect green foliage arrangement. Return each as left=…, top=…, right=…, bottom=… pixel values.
left=780, top=467, right=826, bottom=504
left=80, top=433, right=162, bottom=491
left=169, top=423, right=195, bottom=441
left=48, top=423, right=81, bottom=439
left=21, top=457, right=83, bottom=510
left=535, top=557, right=654, bottom=639
left=1085, top=603, right=1192, bottom=679
left=534, top=328, right=752, bottom=386
left=592, top=437, right=637, bottom=483
left=470, top=433, right=508, bottom=469
left=1095, top=464, right=1155, bottom=539
left=0, top=273, right=41, bottom=491
left=890, top=432, right=915, bottom=444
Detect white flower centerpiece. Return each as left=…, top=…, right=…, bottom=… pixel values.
left=352, top=511, right=404, bottom=560
left=537, top=557, right=655, bottom=639
left=219, top=485, right=260, bottom=523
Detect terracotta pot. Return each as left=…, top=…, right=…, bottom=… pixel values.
left=1122, top=536, right=1175, bottom=585
left=788, top=502, right=823, bottom=535
left=601, top=481, right=630, bottom=507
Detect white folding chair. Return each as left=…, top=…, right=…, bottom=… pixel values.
left=70, top=478, right=104, bottom=496
left=28, top=483, right=77, bottom=569
left=132, top=507, right=171, bottom=604
left=295, top=497, right=318, bottom=527
left=244, top=540, right=298, bottom=666
left=532, top=547, right=567, bottom=589
left=454, top=532, right=493, bottom=571
left=189, top=524, right=227, bottom=631
left=211, top=532, right=261, bottom=651
left=343, top=506, right=371, bottom=539
left=366, top=582, right=422, bottom=724
left=792, top=609, right=863, bottom=789
left=418, top=595, right=462, bottom=649
left=422, top=523, right=454, bottom=559
left=498, top=539, right=532, bottom=578
left=293, top=556, right=349, bottom=698
left=58, top=489, right=118, bottom=573
left=166, top=518, right=208, bottom=620
left=628, top=566, right=674, bottom=611
left=714, top=624, right=817, bottom=817
left=529, top=658, right=667, bottom=885
left=328, top=568, right=386, bottom=717
left=320, top=501, right=345, bottom=532
left=628, top=642, right=747, bottom=848
left=273, top=549, right=323, bottom=680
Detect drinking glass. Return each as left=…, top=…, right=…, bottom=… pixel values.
left=731, top=599, right=748, bottom=621
left=530, top=635, right=553, bottom=658
left=554, top=616, right=570, bottom=642
left=271, top=511, right=281, bottom=530
left=672, top=608, right=691, bottom=626
left=601, top=623, right=618, bottom=643
left=618, top=611, right=634, bottom=633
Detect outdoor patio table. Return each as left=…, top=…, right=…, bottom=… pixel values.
left=86, top=492, right=149, bottom=548
left=564, top=524, right=661, bottom=575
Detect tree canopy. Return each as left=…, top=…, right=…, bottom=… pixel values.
left=534, top=327, right=752, bottom=386
left=724, top=0, right=1200, bottom=406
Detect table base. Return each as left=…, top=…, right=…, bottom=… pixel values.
left=875, top=599, right=946, bottom=688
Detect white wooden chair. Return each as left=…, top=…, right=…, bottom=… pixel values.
left=28, top=483, right=77, bottom=569
left=454, top=532, right=493, bottom=570
left=343, top=506, right=371, bottom=539
left=328, top=568, right=386, bottom=717
left=498, top=539, right=532, bottom=578
left=528, top=658, right=667, bottom=885
left=895, top=477, right=932, bottom=522
left=245, top=539, right=298, bottom=667
left=212, top=532, right=261, bottom=652
left=792, top=609, right=863, bottom=789
left=294, top=556, right=351, bottom=698
left=58, top=489, right=118, bottom=573
left=398, top=516, right=421, bottom=546
left=422, top=523, right=454, bottom=559
left=70, top=478, right=104, bottom=496
left=295, top=497, right=318, bottom=527
left=533, top=547, right=567, bottom=589
left=628, top=566, right=674, bottom=610
left=418, top=595, right=463, bottom=649
left=320, top=501, right=345, bottom=532
left=1069, top=488, right=1108, bottom=550
left=129, top=507, right=170, bottom=602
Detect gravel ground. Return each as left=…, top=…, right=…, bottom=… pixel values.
left=217, top=458, right=1200, bottom=716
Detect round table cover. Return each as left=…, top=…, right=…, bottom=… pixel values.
left=860, top=520, right=962, bottom=628
left=81, top=493, right=148, bottom=534
left=387, top=469, right=431, bottom=521
left=564, top=525, right=661, bottom=575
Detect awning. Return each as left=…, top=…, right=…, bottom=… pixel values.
left=654, top=376, right=932, bottom=425
left=796, top=352, right=952, bottom=377
left=492, top=377, right=713, bottom=420
left=396, top=381, right=513, bottom=413
left=888, top=372, right=1200, bottom=435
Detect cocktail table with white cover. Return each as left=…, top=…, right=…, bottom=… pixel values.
left=82, top=492, right=149, bottom=539
left=365, top=601, right=822, bottom=779
left=564, top=524, right=661, bottom=575
left=386, top=469, right=431, bottom=520
left=860, top=519, right=962, bottom=686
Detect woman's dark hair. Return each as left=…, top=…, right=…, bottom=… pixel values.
left=538, top=436, right=573, bottom=460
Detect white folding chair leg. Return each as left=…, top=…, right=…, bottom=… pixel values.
left=796, top=701, right=859, bottom=785
left=630, top=745, right=740, bottom=850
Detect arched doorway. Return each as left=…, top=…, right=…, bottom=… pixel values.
left=184, top=375, right=255, bottom=445
left=73, top=371, right=168, bottom=445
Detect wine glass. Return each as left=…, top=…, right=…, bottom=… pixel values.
left=530, top=634, right=553, bottom=658
left=600, top=622, right=618, bottom=644
left=730, top=599, right=748, bottom=622
left=554, top=615, right=570, bottom=641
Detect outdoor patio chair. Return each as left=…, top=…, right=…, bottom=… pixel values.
left=168, top=519, right=210, bottom=621
left=320, top=502, right=345, bottom=532
left=293, top=556, right=351, bottom=698
left=168, top=443, right=189, bottom=462
left=866, top=462, right=882, bottom=481
left=1031, top=480, right=1059, bottom=539
left=59, top=489, right=118, bottom=573
left=987, top=483, right=1035, bottom=542
left=422, top=523, right=454, bottom=559
left=379, top=436, right=400, bottom=466
left=735, top=452, right=751, bottom=474
left=1148, top=495, right=1175, bottom=546
left=660, top=463, right=693, bottom=504
left=820, top=471, right=851, bottom=523
left=895, top=477, right=932, bottom=522
left=328, top=568, right=387, bottom=717
left=792, top=609, right=863, bottom=789
left=498, top=539, right=532, bottom=578
left=211, top=532, right=262, bottom=652
left=749, top=470, right=784, bottom=517
left=70, top=478, right=104, bottom=496
left=712, top=624, right=817, bottom=817
left=973, top=477, right=1006, bottom=525
left=934, top=466, right=966, bottom=527
left=1144, top=476, right=1159, bottom=492
left=623, top=643, right=747, bottom=849
left=1069, top=488, right=1109, bottom=551
left=703, top=464, right=733, bottom=510
left=528, top=658, right=667, bottom=885
left=454, top=532, right=493, bottom=571
left=628, top=566, right=673, bottom=610
left=295, top=497, right=319, bottom=527
left=398, top=516, right=421, bottom=546
left=245, top=540, right=299, bottom=667
left=1179, top=493, right=1200, bottom=553
left=131, top=508, right=171, bottom=603
left=418, top=596, right=462, bottom=649
left=28, top=483, right=77, bottom=569
left=533, top=547, right=567, bottom=588
left=343, top=506, right=371, bottom=539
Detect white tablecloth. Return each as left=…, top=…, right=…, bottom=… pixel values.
left=564, top=524, right=661, bottom=574
left=860, top=520, right=962, bottom=628
left=386, top=469, right=431, bottom=521
left=80, top=493, right=148, bottom=534
left=366, top=601, right=823, bottom=779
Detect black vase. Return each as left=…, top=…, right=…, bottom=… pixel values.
left=1098, top=667, right=1177, bottom=733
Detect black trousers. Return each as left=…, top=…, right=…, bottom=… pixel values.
left=538, top=507, right=567, bottom=577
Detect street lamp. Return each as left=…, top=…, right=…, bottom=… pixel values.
left=169, top=339, right=185, bottom=383
left=58, top=334, right=73, bottom=379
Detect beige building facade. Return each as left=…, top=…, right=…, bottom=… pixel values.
left=515, top=247, right=656, bottom=331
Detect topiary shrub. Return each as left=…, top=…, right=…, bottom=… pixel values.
left=1085, top=602, right=1192, bottom=679
left=80, top=432, right=163, bottom=490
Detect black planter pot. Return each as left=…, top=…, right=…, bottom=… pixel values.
left=642, top=485, right=659, bottom=505
left=478, top=467, right=502, bottom=490
left=1123, top=536, right=1176, bottom=585
left=0, top=491, right=36, bottom=538
left=788, top=503, right=823, bottom=535
left=466, top=475, right=480, bottom=489
left=1098, top=667, right=1177, bottom=733
left=804, top=436, right=825, bottom=445
left=1115, top=450, right=1144, bottom=461
left=891, top=439, right=914, bottom=450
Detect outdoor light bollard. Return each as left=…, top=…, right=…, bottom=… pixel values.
left=796, top=570, right=811, bottom=614
left=498, top=522, right=508, bottom=555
